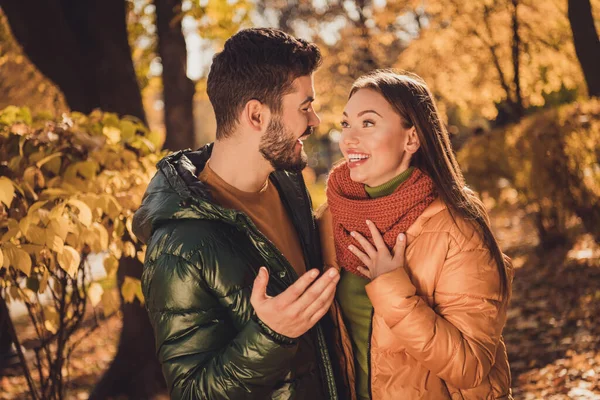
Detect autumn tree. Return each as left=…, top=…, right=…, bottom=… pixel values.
left=0, top=1, right=167, bottom=398
left=396, top=0, right=589, bottom=125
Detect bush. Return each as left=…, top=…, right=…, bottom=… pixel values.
left=0, top=106, right=165, bottom=399
left=458, top=99, right=600, bottom=247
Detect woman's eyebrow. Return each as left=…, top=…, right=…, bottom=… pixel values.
left=342, top=110, right=383, bottom=117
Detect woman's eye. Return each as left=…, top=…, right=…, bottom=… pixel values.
left=340, top=121, right=349, bottom=128
left=363, top=120, right=374, bottom=127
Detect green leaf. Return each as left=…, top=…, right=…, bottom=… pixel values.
left=0, top=177, right=15, bottom=207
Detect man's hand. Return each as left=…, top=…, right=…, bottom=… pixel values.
left=250, top=267, right=339, bottom=338
left=348, top=219, right=408, bottom=280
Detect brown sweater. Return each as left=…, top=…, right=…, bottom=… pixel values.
left=198, top=162, right=306, bottom=277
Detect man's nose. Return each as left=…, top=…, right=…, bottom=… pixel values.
left=309, top=110, right=321, bottom=127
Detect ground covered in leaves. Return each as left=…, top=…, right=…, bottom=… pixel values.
left=1, top=204, right=599, bottom=399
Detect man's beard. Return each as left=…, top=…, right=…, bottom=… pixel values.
left=259, top=116, right=312, bottom=172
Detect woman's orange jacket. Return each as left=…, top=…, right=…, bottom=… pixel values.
left=318, top=198, right=514, bottom=400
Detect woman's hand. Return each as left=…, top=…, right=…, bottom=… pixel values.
left=348, top=220, right=407, bottom=280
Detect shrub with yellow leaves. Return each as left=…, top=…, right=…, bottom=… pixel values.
left=0, top=105, right=165, bottom=399
left=458, top=99, right=600, bottom=247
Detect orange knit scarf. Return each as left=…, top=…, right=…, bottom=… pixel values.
left=326, top=162, right=437, bottom=276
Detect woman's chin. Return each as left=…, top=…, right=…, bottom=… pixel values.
left=349, top=169, right=368, bottom=184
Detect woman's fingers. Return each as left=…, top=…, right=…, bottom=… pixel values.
left=392, top=233, right=407, bottom=267
left=348, top=244, right=371, bottom=267
left=366, top=220, right=388, bottom=252
left=350, top=230, right=376, bottom=258
left=357, top=266, right=372, bottom=279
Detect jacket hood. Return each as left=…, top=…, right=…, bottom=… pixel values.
left=133, top=143, right=226, bottom=244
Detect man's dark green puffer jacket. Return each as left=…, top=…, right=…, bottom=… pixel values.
left=132, top=145, right=338, bottom=400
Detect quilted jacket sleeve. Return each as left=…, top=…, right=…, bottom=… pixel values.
left=365, top=231, right=511, bottom=390
left=143, top=250, right=298, bottom=400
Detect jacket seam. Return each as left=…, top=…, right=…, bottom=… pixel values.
left=435, top=291, right=501, bottom=302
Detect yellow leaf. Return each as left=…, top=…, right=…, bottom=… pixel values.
left=126, top=216, right=137, bottom=242
left=25, top=225, right=46, bottom=246
left=121, top=276, right=144, bottom=304
left=46, top=231, right=65, bottom=254
left=88, top=283, right=104, bottom=307
left=103, top=255, right=119, bottom=276
left=48, top=216, right=70, bottom=241
left=136, top=247, right=146, bottom=264
left=28, top=200, right=48, bottom=215
left=57, top=246, right=80, bottom=278
left=101, top=290, right=119, bottom=317
left=75, top=161, right=99, bottom=180
left=35, top=152, right=62, bottom=169
left=1, top=244, right=11, bottom=269
left=92, top=223, right=109, bottom=251
left=43, top=307, right=59, bottom=334
left=1, top=219, right=20, bottom=243
left=0, top=177, right=15, bottom=207
left=123, top=241, right=136, bottom=258
left=120, top=120, right=137, bottom=141
left=68, top=199, right=92, bottom=227
left=103, top=126, right=121, bottom=144
left=39, top=268, right=49, bottom=293
left=49, top=202, right=66, bottom=219
left=14, top=248, right=32, bottom=276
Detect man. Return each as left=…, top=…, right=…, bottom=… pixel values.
left=133, top=28, right=340, bottom=399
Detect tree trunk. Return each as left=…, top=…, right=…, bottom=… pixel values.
left=0, top=0, right=147, bottom=122
left=511, top=0, right=525, bottom=118
left=156, top=0, right=196, bottom=151
left=2, top=1, right=166, bottom=398
left=568, top=0, right=600, bottom=98
left=88, top=256, right=167, bottom=400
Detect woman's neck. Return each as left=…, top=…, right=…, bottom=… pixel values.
left=365, top=167, right=415, bottom=199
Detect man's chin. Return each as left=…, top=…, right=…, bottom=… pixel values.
left=270, top=155, right=307, bottom=172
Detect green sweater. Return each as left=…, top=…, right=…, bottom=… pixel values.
left=336, top=167, right=414, bottom=400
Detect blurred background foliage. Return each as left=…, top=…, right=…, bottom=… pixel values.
left=0, top=0, right=599, bottom=399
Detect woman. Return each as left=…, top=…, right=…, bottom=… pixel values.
left=319, top=70, right=513, bottom=400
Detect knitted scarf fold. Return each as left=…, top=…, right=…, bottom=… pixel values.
left=326, top=162, right=437, bottom=276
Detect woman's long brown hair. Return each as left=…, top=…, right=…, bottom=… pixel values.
left=350, top=69, right=510, bottom=303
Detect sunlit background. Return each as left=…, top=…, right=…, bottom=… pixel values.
left=1, top=0, right=599, bottom=399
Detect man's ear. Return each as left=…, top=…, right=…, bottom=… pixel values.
left=406, top=127, right=420, bottom=154
left=243, top=99, right=269, bottom=132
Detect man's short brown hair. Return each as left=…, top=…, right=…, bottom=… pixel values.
left=207, top=28, right=322, bottom=139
